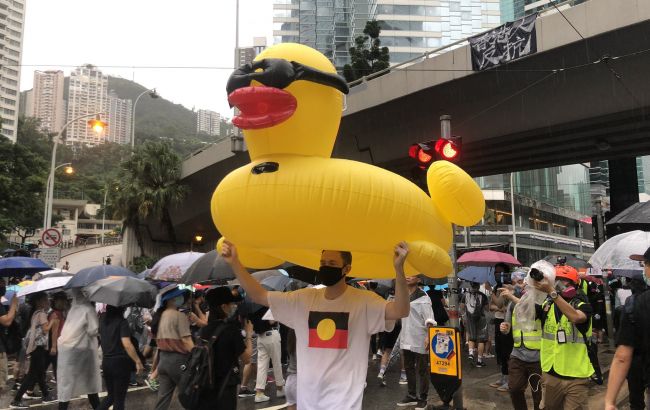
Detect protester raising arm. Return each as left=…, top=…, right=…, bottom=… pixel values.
left=221, top=241, right=269, bottom=307
left=385, top=242, right=410, bottom=321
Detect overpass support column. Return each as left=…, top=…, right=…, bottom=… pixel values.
left=608, top=157, right=639, bottom=225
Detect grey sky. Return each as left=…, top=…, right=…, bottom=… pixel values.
left=20, top=0, right=273, bottom=118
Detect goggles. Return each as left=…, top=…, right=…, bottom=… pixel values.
left=226, top=58, right=350, bottom=98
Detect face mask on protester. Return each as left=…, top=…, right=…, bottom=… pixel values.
left=513, top=285, right=523, bottom=297
left=173, top=295, right=185, bottom=308
left=226, top=303, right=238, bottom=319
left=317, top=266, right=346, bottom=287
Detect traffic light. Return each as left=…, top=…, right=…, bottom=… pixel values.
left=409, top=137, right=462, bottom=169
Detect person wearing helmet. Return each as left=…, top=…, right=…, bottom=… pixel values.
left=532, top=264, right=594, bottom=410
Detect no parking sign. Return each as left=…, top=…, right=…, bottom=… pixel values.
left=41, top=228, right=62, bottom=247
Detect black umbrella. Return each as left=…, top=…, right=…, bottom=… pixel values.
left=260, top=275, right=308, bottom=292
left=65, top=265, right=135, bottom=289
left=180, top=250, right=235, bottom=285
left=84, top=276, right=158, bottom=308
left=283, top=265, right=319, bottom=284
left=237, top=296, right=266, bottom=317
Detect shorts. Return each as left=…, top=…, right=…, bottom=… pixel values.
left=250, top=335, right=258, bottom=365
left=0, top=352, right=7, bottom=390
left=285, top=373, right=297, bottom=405
left=380, top=322, right=401, bottom=350
left=466, top=315, right=488, bottom=343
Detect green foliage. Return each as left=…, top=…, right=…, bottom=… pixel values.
left=129, top=255, right=159, bottom=273
left=112, top=141, right=188, bottom=254
left=0, top=131, right=48, bottom=242
left=343, top=20, right=390, bottom=83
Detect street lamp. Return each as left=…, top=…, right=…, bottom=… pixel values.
left=44, top=113, right=107, bottom=231
left=42, top=162, right=74, bottom=230
left=190, top=234, right=204, bottom=252
left=131, top=88, right=159, bottom=150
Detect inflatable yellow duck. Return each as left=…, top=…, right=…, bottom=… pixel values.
left=211, top=43, right=485, bottom=279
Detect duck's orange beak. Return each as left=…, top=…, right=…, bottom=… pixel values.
left=229, top=86, right=297, bottom=130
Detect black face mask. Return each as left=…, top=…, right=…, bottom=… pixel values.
left=317, top=266, right=346, bottom=287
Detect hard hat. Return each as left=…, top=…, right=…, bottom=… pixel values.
left=555, top=265, right=578, bottom=285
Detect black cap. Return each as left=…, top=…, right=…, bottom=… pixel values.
left=630, top=246, right=650, bottom=263
left=206, top=287, right=238, bottom=307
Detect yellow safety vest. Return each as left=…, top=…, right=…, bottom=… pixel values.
left=540, top=300, right=594, bottom=378
left=512, top=313, right=541, bottom=351
left=580, top=279, right=588, bottom=295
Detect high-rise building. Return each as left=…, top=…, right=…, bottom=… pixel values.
left=66, top=65, right=109, bottom=147
left=196, top=109, right=221, bottom=137
left=235, top=37, right=268, bottom=67
left=107, top=90, right=132, bottom=145
left=500, top=0, right=587, bottom=23
left=273, top=0, right=376, bottom=70
left=376, top=0, right=502, bottom=64
left=0, top=0, right=26, bottom=141
left=19, top=89, right=32, bottom=118
left=30, top=70, right=66, bottom=133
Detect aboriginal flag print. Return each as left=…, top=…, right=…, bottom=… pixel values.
left=308, top=311, right=349, bottom=349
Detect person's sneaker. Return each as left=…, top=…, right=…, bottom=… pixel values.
left=468, top=354, right=475, bottom=364
left=415, top=400, right=428, bottom=410
left=9, top=400, right=29, bottom=409
left=24, top=391, right=40, bottom=399
left=145, top=377, right=159, bottom=392
left=475, top=360, right=486, bottom=368
left=276, top=389, right=285, bottom=398
left=397, top=395, right=418, bottom=406
left=379, top=374, right=386, bottom=387
left=42, top=395, right=57, bottom=404
left=237, top=386, right=255, bottom=398
left=399, top=373, right=408, bottom=385
left=11, top=381, right=20, bottom=391
left=254, top=393, right=270, bottom=403
left=497, top=383, right=509, bottom=392
left=489, top=378, right=505, bottom=388
left=484, top=353, right=495, bottom=359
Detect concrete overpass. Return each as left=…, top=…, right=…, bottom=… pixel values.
left=337, top=0, right=650, bottom=177
left=124, top=0, right=650, bottom=262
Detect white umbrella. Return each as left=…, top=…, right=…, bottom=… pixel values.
left=588, top=230, right=650, bottom=272
left=148, top=252, right=204, bottom=282
left=18, top=276, right=72, bottom=297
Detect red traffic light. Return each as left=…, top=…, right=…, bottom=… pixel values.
left=409, top=142, right=435, bottom=168
left=434, top=137, right=461, bottom=161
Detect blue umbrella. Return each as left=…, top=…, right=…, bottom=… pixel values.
left=0, top=257, right=50, bottom=278
left=65, top=265, right=135, bottom=289
left=457, top=266, right=497, bottom=286
left=434, top=283, right=449, bottom=291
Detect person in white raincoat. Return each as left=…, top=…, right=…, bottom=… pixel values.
left=57, top=289, right=102, bottom=410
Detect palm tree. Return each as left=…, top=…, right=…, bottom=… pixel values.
left=112, top=141, right=188, bottom=256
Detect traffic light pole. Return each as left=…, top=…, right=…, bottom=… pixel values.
left=440, top=115, right=464, bottom=410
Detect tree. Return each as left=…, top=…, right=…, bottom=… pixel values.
left=0, top=135, right=48, bottom=243
left=343, top=20, right=390, bottom=83
left=112, top=141, right=188, bottom=255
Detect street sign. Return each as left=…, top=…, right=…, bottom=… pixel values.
left=41, top=228, right=62, bottom=247
left=38, top=247, right=61, bottom=268
left=429, top=326, right=462, bottom=379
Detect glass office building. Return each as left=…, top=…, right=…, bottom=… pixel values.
left=500, top=0, right=588, bottom=23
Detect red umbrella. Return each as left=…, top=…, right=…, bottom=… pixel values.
left=457, top=250, right=522, bottom=267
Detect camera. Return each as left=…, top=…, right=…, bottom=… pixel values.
left=529, top=268, right=544, bottom=281
left=556, top=256, right=567, bottom=266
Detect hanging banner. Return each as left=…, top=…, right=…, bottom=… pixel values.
left=429, top=326, right=462, bottom=378
left=469, top=14, right=538, bottom=71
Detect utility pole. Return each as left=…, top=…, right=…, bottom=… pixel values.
left=441, top=114, right=463, bottom=410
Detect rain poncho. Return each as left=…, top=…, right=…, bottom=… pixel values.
left=56, top=289, right=102, bottom=402
left=514, top=260, right=556, bottom=332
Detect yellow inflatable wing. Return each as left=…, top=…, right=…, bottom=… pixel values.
left=212, top=43, right=485, bottom=279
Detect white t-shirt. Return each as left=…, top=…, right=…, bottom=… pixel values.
left=268, top=286, right=393, bottom=410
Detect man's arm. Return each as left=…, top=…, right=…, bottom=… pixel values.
left=385, top=242, right=410, bottom=321
left=221, top=241, right=269, bottom=307
left=0, top=297, right=17, bottom=326
left=605, top=344, right=633, bottom=410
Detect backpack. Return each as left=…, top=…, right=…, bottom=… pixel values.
left=178, top=323, right=228, bottom=409
left=0, top=321, right=22, bottom=354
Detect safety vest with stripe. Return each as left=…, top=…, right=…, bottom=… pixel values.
left=580, top=279, right=588, bottom=295
left=540, top=300, right=594, bottom=378
left=512, top=313, right=541, bottom=351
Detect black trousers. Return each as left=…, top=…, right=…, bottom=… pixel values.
left=494, top=318, right=514, bottom=375
left=402, top=349, right=429, bottom=400
left=98, top=356, right=133, bottom=410
left=15, top=347, right=48, bottom=400
left=628, top=355, right=647, bottom=410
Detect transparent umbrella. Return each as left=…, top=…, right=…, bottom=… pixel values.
left=589, top=230, right=650, bottom=271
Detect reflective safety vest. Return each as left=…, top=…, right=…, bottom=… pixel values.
left=580, top=279, right=589, bottom=295
left=512, top=313, right=541, bottom=351
left=540, top=300, right=594, bottom=378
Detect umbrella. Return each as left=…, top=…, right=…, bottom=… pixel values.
left=0, top=257, right=51, bottom=278
left=588, top=230, right=650, bottom=271
left=457, top=266, right=497, bottom=286
left=17, top=275, right=72, bottom=297
left=180, top=250, right=235, bottom=285
left=18, top=280, right=33, bottom=287
left=612, top=269, right=645, bottom=279
left=32, top=269, right=67, bottom=280
left=238, top=295, right=267, bottom=317
left=65, top=265, right=135, bottom=289
left=260, top=275, right=308, bottom=292
left=542, top=255, right=590, bottom=270
left=251, top=269, right=285, bottom=282
left=84, top=276, right=158, bottom=308
left=457, top=250, right=521, bottom=267
left=149, top=252, right=204, bottom=282
left=283, top=265, right=319, bottom=284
